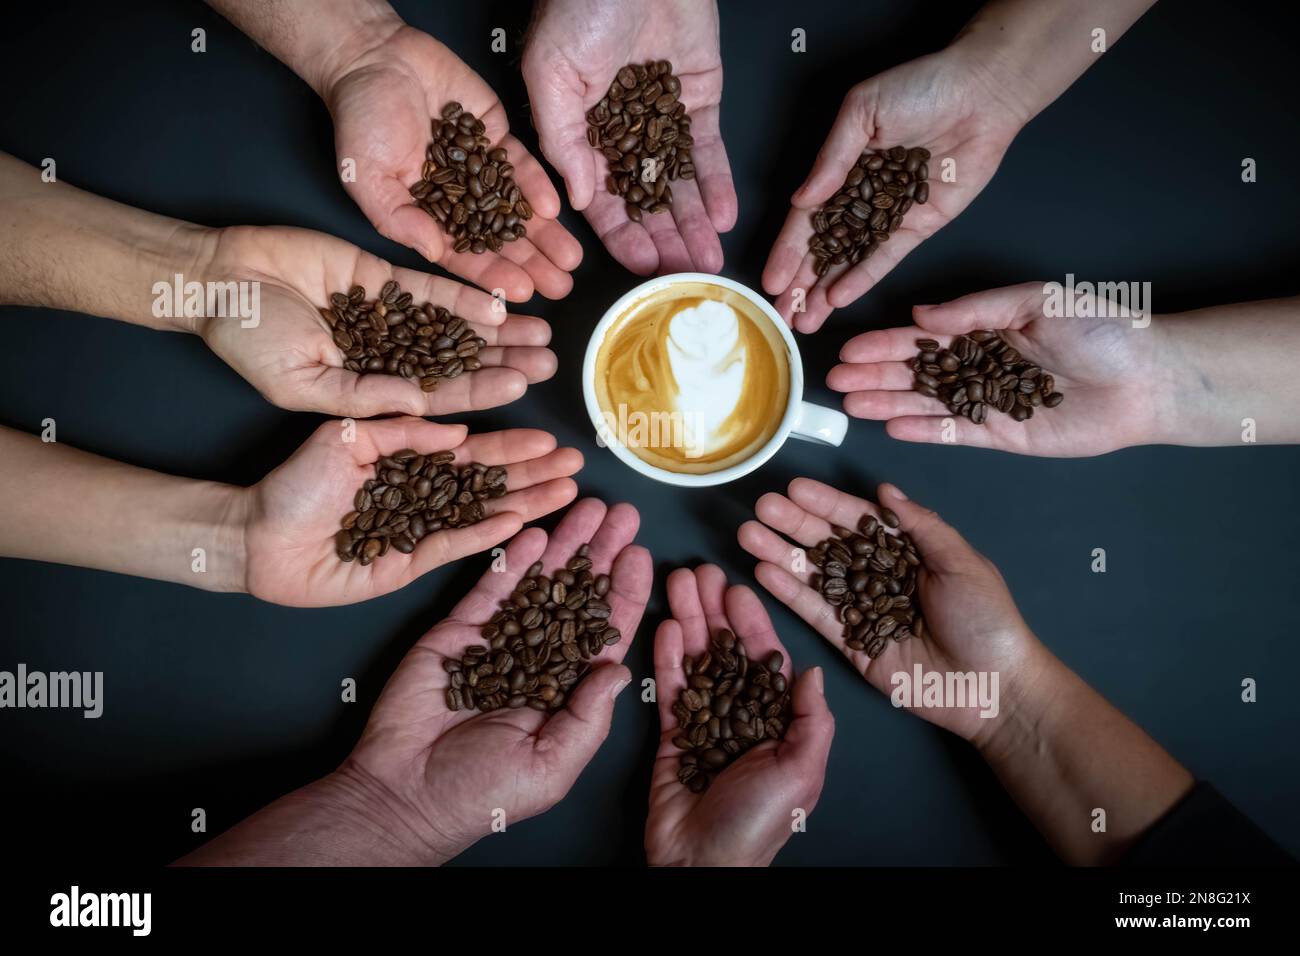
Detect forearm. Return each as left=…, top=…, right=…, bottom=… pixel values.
left=0, top=427, right=248, bottom=593
left=178, top=764, right=457, bottom=866
left=1151, top=297, right=1300, bottom=445
left=205, top=0, right=403, bottom=97
left=0, top=152, right=210, bottom=331
left=978, top=644, right=1193, bottom=865
left=953, top=0, right=1155, bottom=123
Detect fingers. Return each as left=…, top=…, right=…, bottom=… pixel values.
left=824, top=227, right=927, bottom=309
left=723, top=584, right=789, bottom=677
left=520, top=49, right=598, bottom=211
left=584, top=502, right=650, bottom=665
left=494, top=232, right=576, bottom=301
left=652, top=618, right=687, bottom=730
left=402, top=510, right=526, bottom=582
left=791, top=89, right=872, bottom=208
left=640, top=204, right=695, bottom=274
left=665, top=176, right=724, bottom=273
left=753, top=561, right=845, bottom=646
left=785, top=477, right=881, bottom=540
left=876, top=483, right=975, bottom=574
left=761, top=205, right=814, bottom=298
left=420, top=368, right=528, bottom=415
left=443, top=526, right=550, bottom=629
left=685, top=103, right=738, bottom=233
left=585, top=190, right=660, bottom=275
left=778, top=667, right=834, bottom=779
left=826, top=359, right=916, bottom=392
left=837, top=325, right=948, bottom=365
left=691, top=564, right=732, bottom=637
left=842, top=390, right=947, bottom=420
left=665, top=566, right=711, bottom=651
left=500, top=133, right=563, bottom=221
left=737, top=519, right=815, bottom=586
left=754, top=491, right=834, bottom=547
left=482, top=477, right=580, bottom=526
left=883, top=415, right=1005, bottom=450
left=362, top=189, right=449, bottom=266
left=498, top=446, right=585, bottom=492
left=473, top=315, right=552, bottom=348
left=534, top=661, right=632, bottom=774
left=912, top=282, right=1046, bottom=335
left=387, top=267, right=512, bottom=328
left=452, top=428, right=558, bottom=467
left=346, top=417, right=468, bottom=463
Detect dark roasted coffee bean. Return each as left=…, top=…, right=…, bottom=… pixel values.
left=909, top=328, right=1063, bottom=425
left=586, top=61, right=693, bottom=219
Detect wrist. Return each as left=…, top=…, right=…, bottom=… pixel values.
left=321, top=760, right=462, bottom=866
left=970, top=636, right=1062, bottom=757
left=944, top=25, right=1041, bottom=130
left=309, top=6, right=405, bottom=102
left=171, top=480, right=251, bottom=594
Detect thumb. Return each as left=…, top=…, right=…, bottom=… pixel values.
left=791, top=87, right=873, bottom=208
left=522, top=56, right=596, bottom=211
left=877, top=483, right=979, bottom=575
left=778, top=667, right=835, bottom=774
left=913, top=282, right=1046, bottom=336
left=535, top=663, right=632, bottom=770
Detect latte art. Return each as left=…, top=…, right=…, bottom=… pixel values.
left=593, top=282, right=790, bottom=474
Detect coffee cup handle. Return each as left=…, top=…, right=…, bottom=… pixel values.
left=789, top=401, right=849, bottom=447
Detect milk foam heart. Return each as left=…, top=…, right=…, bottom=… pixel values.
left=665, top=300, right=747, bottom=457
left=592, top=281, right=791, bottom=475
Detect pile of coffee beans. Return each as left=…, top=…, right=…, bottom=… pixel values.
left=321, top=281, right=485, bottom=393
left=809, top=145, right=930, bottom=277
left=586, top=60, right=694, bottom=223
left=443, top=545, right=619, bottom=713
left=335, top=450, right=506, bottom=565
left=408, top=102, right=533, bottom=254
left=910, top=331, right=1064, bottom=424
left=670, top=629, right=792, bottom=793
left=810, top=510, right=924, bottom=659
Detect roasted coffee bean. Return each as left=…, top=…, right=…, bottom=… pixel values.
left=322, top=281, right=485, bottom=392
left=808, top=505, right=926, bottom=658
left=909, top=331, right=1063, bottom=424
left=336, top=451, right=506, bottom=565
left=586, top=60, right=693, bottom=219
left=442, top=545, right=619, bottom=715
left=409, top=104, right=532, bottom=252
left=809, top=145, right=930, bottom=273
left=671, top=628, right=794, bottom=792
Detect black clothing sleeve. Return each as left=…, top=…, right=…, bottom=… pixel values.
left=1123, top=781, right=1296, bottom=866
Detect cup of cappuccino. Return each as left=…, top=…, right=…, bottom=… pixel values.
left=583, top=273, right=848, bottom=487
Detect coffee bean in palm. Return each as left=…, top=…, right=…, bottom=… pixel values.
left=408, top=103, right=532, bottom=253
left=908, top=330, right=1064, bottom=424
left=443, top=544, right=621, bottom=715
left=320, top=281, right=486, bottom=393
left=585, top=60, right=693, bottom=220
left=807, top=508, right=925, bottom=659
left=808, top=145, right=931, bottom=278
left=335, top=449, right=507, bottom=565
left=670, top=629, right=793, bottom=793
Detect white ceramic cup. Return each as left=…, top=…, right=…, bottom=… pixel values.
left=582, top=273, right=849, bottom=487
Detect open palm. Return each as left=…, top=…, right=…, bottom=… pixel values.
left=243, top=417, right=583, bottom=607
left=739, top=478, right=1040, bottom=743
left=645, top=566, right=833, bottom=867
left=523, top=0, right=737, bottom=275
left=828, top=281, right=1159, bottom=456
left=342, top=499, right=653, bottom=860
left=323, top=24, right=582, bottom=300
left=763, top=48, right=1027, bottom=333
left=197, top=224, right=557, bottom=417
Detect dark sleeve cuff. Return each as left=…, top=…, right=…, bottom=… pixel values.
left=1122, top=781, right=1296, bottom=866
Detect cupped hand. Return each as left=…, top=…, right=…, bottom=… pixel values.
left=342, top=498, right=653, bottom=862
left=243, top=417, right=583, bottom=607
left=739, top=478, right=1040, bottom=743
left=195, top=225, right=557, bottom=417
left=321, top=22, right=582, bottom=300
left=645, top=566, right=833, bottom=867
left=827, top=282, right=1160, bottom=456
left=762, top=47, right=1027, bottom=333
left=522, top=0, right=737, bottom=275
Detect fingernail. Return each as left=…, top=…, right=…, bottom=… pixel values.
left=813, top=666, right=824, bottom=693
left=611, top=678, right=630, bottom=700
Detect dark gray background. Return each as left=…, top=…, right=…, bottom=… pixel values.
left=2, top=0, right=1297, bottom=866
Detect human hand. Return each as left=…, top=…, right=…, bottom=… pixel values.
left=644, top=565, right=833, bottom=866
left=320, top=21, right=582, bottom=299
left=739, top=478, right=1045, bottom=744
left=762, top=46, right=1028, bottom=333
left=522, top=0, right=736, bottom=275
left=243, top=417, right=582, bottom=607
left=827, top=282, right=1160, bottom=456
left=194, top=225, right=557, bottom=417
left=340, top=498, right=652, bottom=862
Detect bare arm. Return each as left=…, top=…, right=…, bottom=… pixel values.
left=0, top=426, right=248, bottom=592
